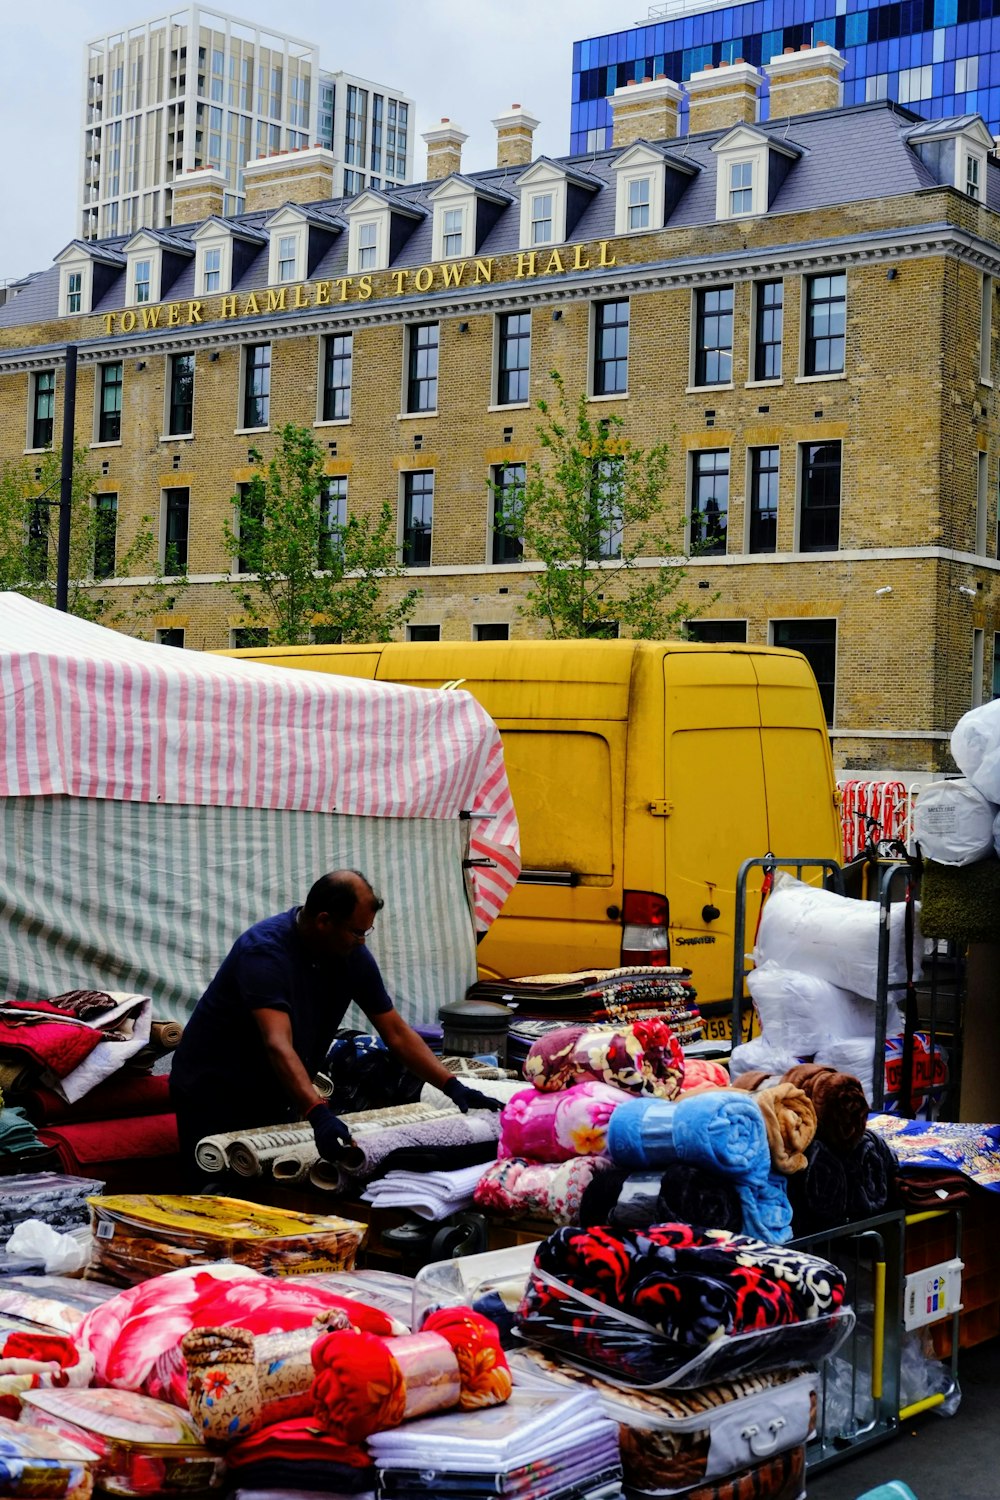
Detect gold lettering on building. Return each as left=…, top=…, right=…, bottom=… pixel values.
left=473, top=259, right=493, bottom=284
left=357, top=275, right=373, bottom=300
left=121, top=310, right=136, bottom=332
left=414, top=266, right=434, bottom=292
left=598, top=241, right=617, bottom=267
left=315, top=281, right=332, bottom=305
left=242, top=292, right=261, bottom=315
left=572, top=245, right=591, bottom=271
left=515, top=252, right=538, bottom=279
left=220, top=295, right=239, bottom=318
left=141, top=306, right=162, bottom=329
left=441, top=262, right=466, bottom=288
left=265, top=288, right=287, bottom=312
left=392, top=271, right=410, bottom=295
left=102, top=314, right=115, bottom=334
left=187, top=302, right=203, bottom=324
left=335, top=278, right=351, bottom=302
left=167, top=303, right=182, bottom=326
left=543, top=250, right=566, bottom=275
left=292, top=285, right=311, bottom=309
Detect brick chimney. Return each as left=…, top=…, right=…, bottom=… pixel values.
left=242, top=146, right=336, bottom=214
left=492, top=104, right=540, bottom=168
left=686, top=60, right=762, bottom=134
left=171, top=167, right=227, bottom=226
left=422, top=118, right=468, bottom=180
left=608, top=76, right=682, bottom=147
left=764, top=43, right=848, bottom=119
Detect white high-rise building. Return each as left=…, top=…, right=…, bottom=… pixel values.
left=81, top=5, right=415, bottom=240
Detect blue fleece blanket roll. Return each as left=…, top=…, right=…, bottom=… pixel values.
left=606, top=1091, right=769, bottom=1177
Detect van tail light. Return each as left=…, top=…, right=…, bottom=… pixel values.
left=620, top=890, right=670, bottom=967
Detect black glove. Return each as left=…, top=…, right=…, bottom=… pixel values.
left=442, top=1076, right=504, bottom=1114
left=307, top=1102, right=352, bottom=1159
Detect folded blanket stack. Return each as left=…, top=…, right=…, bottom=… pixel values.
left=0, top=1171, right=106, bottom=1236
left=363, top=1162, right=488, bottom=1221
left=470, top=964, right=701, bottom=1032
left=516, top=1222, right=850, bottom=1389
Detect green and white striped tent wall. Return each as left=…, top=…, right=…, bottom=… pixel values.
left=0, top=595, right=520, bottom=1026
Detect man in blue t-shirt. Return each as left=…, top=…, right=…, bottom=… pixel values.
left=170, top=868, right=501, bottom=1183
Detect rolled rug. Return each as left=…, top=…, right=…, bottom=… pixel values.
left=606, top=1091, right=769, bottom=1179
left=784, top=1063, right=868, bottom=1154
left=752, top=1083, right=817, bottom=1174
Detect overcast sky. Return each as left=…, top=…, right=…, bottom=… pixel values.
left=3, top=0, right=633, bottom=283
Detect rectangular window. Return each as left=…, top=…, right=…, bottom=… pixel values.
left=772, top=619, right=837, bottom=726
left=403, top=470, right=433, bottom=566
left=729, top=159, right=754, bottom=216
left=973, top=627, right=985, bottom=708
left=319, top=476, right=347, bottom=569
left=592, top=458, right=624, bottom=559
left=981, top=276, right=993, bottom=384
left=694, top=287, right=734, bottom=386
left=442, top=208, right=463, bottom=258
left=235, top=481, right=264, bottom=575
left=134, top=258, right=151, bottom=303
left=232, top=626, right=269, bottom=648
left=804, top=272, right=846, bottom=376
left=530, top=192, right=553, bottom=245
left=690, top=449, right=729, bottom=555
left=322, top=333, right=353, bottom=421
left=168, top=353, right=194, bottom=436
left=26, top=501, right=49, bottom=583
left=474, top=622, right=510, bottom=640
left=977, top=450, right=989, bottom=555
left=276, top=233, right=297, bottom=282
left=753, top=280, right=783, bottom=381
left=358, top=222, right=377, bottom=269
left=203, top=246, right=221, bottom=293
left=407, top=323, right=439, bottom=413
left=627, top=176, right=650, bottom=230
left=93, top=493, right=118, bottom=580
left=155, top=627, right=185, bottom=647
left=497, top=311, right=531, bottom=405
left=407, top=623, right=441, bottom=641
left=162, top=486, right=189, bottom=575
left=98, top=362, right=123, bottom=443
left=242, top=343, right=270, bottom=429
left=967, top=153, right=981, bottom=200
left=799, top=441, right=841, bottom=551
left=312, top=626, right=343, bottom=645
left=749, top=446, right=779, bottom=554
left=685, top=619, right=748, bottom=643
left=67, top=271, right=83, bottom=314
left=31, top=370, right=55, bottom=449
left=594, top=299, right=629, bottom=396
left=491, top=463, right=525, bottom=565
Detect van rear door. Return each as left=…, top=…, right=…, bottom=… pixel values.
left=752, top=650, right=841, bottom=858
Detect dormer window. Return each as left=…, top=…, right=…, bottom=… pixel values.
left=358, top=222, right=379, bottom=270
left=55, top=242, right=123, bottom=318
left=627, top=177, right=650, bottom=231
left=728, top=161, right=754, bottom=217
left=203, top=247, right=221, bottom=293
left=264, top=208, right=310, bottom=286
left=192, top=217, right=266, bottom=297
left=966, top=150, right=982, bottom=200
left=442, top=208, right=464, bottom=258
left=276, top=234, right=298, bottom=281
left=908, top=116, right=993, bottom=203
left=67, top=272, right=84, bottom=314
left=428, top=176, right=509, bottom=263
left=530, top=193, right=554, bottom=246
left=133, top=259, right=152, bottom=304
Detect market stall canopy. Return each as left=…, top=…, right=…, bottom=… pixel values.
left=0, top=595, right=520, bottom=1022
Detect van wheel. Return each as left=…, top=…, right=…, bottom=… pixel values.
left=429, top=1212, right=489, bottom=1260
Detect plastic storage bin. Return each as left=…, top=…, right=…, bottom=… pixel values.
left=87, top=1194, right=367, bottom=1285
left=412, top=1240, right=541, bottom=1333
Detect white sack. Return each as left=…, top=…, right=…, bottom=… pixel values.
left=913, top=778, right=996, bottom=866
left=951, top=698, right=1000, bottom=801
left=729, top=1034, right=803, bottom=1081
left=812, top=1037, right=875, bottom=1105
left=755, top=871, right=921, bottom=1001
left=747, top=961, right=899, bottom=1052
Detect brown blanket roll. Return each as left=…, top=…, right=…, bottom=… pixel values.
left=753, top=1082, right=817, bottom=1174
left=784, top=1062, right=868, bottom=1154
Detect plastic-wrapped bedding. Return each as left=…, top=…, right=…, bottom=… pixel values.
left=912, top=778, right=996, bottom=866
left=952, top=698, right=1000, bottom=803
left=755, top=872, right=920, bottom=1001
left=747, top=962, right=898, bottom=1052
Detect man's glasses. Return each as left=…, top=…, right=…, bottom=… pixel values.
left=349, top=924, right=376, bottom=940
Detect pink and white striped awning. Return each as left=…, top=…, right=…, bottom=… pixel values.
left=0, top=594, right=520, bottom=928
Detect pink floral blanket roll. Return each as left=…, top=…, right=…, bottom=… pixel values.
left=523, top=1019, right=685, bottom=1098
left=498, top=1082, right=627, bottom=1162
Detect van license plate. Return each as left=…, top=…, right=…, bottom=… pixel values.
left=701, top=1013, right=755, bottom=1043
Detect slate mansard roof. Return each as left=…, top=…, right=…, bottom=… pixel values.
left=1, top=98, right=995, bottom=333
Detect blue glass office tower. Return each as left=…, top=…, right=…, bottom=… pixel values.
left=571, top=0, right=1000, bottom=152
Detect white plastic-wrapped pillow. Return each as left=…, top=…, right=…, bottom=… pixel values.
left=747, top=961, right=899, bottom=1052
left=728, top=1033, right=802, bottom=1081
left=812, top=1037, right=875, bottom=1105
left=755, top=871, right=921, bottom=1001
left=951, top=699, right=1000, bottom=802
left=913, top=778, right=996, bottom=865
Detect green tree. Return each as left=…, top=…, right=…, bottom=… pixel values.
left=223, top=422, right=421, bottom=645
left=0, top=446, right=180, bottom=626
left=492, top=372, right=695, bottom=639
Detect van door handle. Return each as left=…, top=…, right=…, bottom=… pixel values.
left=649, top=800, right=673, bottom=817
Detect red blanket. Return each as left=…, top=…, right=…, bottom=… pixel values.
left=22, top=1074, right=171, bottom=1125
left=0, top=1017, right=101, bottom=1077
left=38, top=1114, right=180, bottom=1192
left=226, top=1415, right=372, bottom=1470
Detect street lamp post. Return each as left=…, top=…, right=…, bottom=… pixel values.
left=55, top=344, right=78, bottom=612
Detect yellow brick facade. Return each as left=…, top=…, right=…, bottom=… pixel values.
left=4, top=154, right=1000, bottom=775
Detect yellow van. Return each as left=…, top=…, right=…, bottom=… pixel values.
left=217, top=641, right=841, bottom=1013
